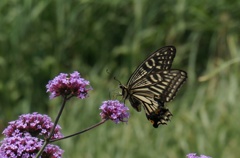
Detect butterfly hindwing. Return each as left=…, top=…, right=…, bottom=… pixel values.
left=148, top=69, right=187, bottom=102
left=137, top=98, right=173, bottom=128
left=147, top=105, right=173, bottom=128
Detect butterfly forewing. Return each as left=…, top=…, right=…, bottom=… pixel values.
left=127, top=46, right=176, bottom=88
left=120, top=46, right=187, bottom=128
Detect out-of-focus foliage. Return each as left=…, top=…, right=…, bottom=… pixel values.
left=0, top=0, right=239, bottom=158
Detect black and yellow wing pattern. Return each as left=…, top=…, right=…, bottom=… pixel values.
left=120, top=46, right=187, bottom=128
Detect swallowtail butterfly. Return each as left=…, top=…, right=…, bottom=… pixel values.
left=120, top=46, right=187, bottom=128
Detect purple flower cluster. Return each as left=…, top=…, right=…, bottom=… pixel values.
left=3, top=112, right=63, bottom=139
left=100, top=100, right=129, bottom=123
left=46, top=71, right=92, bottom=99
left=0, top=136, right=43, bottom=158
left=0, top=136, right=63, bottom=158
left=0, top=113, right=64, bottom=158
left=0, top=137, right=63, bottom=158
left=187, top=153, right=212, bottom=158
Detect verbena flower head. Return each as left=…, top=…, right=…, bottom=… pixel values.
left=1, top=113, right=64, bottom=157
left=0, top=136, right=64, bottom=158
left=46, top=71, right=92, bottom=99
left=3, top=112, right=63, bottom=139
left=100, top=100, right=129, bottom=123
left=187, top=153, right=212, bottom=158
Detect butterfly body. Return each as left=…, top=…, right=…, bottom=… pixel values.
left=120, top=46, right=187, bottom=128
left=120, top=84, right=142, bottom=111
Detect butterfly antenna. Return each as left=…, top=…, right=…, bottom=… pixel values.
left=114, top=76, right=122, bottom=85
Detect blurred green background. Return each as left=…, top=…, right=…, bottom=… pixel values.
left=0, top=0, right=240, bottom=158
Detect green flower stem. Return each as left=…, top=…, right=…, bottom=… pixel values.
left=49, top=119, right=108, bottom=143
left=36, top=96, right=68, bottom=158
